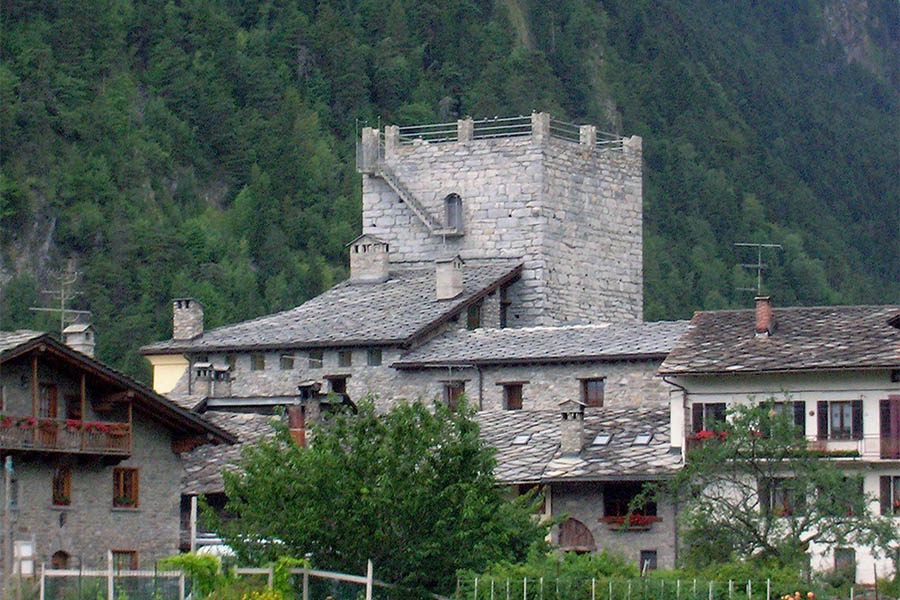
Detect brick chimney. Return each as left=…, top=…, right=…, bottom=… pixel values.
left=435, top=255, right=464, bottom=300
left=348, top=234, right=390, bottom=283
left=173, top=298, right=204, bottom=340
left=559, top=399, right=586, bottom=455
left=755, top=296, right=774, bottom=337
left=62, top=323, right=96, bottom=358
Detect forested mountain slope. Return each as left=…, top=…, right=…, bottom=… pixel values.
left=1, top=0, right=897, bottom=380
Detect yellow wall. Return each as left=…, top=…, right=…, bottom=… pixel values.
left=145, top=354, right=188, bottom=394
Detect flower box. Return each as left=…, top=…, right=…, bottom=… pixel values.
left=601, top=515, right=660, bottom=530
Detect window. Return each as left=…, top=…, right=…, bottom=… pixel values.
left=367, top=348, right=382, bottom=366
left=518, top=484, right=546, bottom=514
left=759, top=478, right=804, bottom=517
left=112, top=550, right=138, bottom=572
left=51, top=551, right=69, bottom=569
left=466, top=302, right=482, bottom=330
left=691, top=402, right=726, bottom=433
left=880, top=476, right=900, bottom=516
left=52, top=467, right=71, bottom=506
left=817, top=401, right=862, bottom=440
left=443, top=382, right=465, bottom=412
left=327, top=376, right=348, bottom=399
left=308, top=350, right=323, bottom=369
left=581, top=378, right=604, bottom=407
left=502, top=383, right=523, bottom=410
left=280, top=354, right=294, bottom=370
left=604, top=482, right=656, bottom=517
left=499, top=287, right=510, bottom=329
left=38, top=384, right=58, bottom=418
left=113, top=468, right=138, bottom=508
left=444, top=193, right=463, bottom=231
left=250, top=353, right=265, bottom=371
left=338, top=350, right=352, bottom=367
left=834, top=548, right=855, bottom=575
left=763, top=401, right=806, bottom=437
left=226, top=354, right=236, bottom=370
left=65, top=395, right=82, bottom=420
left=639, top=550, right=658, bottom=572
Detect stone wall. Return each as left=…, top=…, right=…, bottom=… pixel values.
left=550, top=481, right=677, bottom=569
left=1, top=418, right=182, bottom=568
left=360, top=115, right=643, bottom=326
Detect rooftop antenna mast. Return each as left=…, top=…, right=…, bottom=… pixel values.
left=734, top=242, right=782, bottom=296
left=29, top=259, right=91, bottom=336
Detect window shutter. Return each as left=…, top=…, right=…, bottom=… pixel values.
left=817, top=402, right=828, bottom=440
left=793, top=402, right=806, bottom=434
left=880, top=476, right=891, bottom=516
left=851, top=400, right=863, bottom=440
left=692, top=404, right=703, bottom=434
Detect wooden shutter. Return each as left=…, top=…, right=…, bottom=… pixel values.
left=692, top=404, right=703, bottom=434
left=793, top=402, right=806, bottom=435
left=880, top=476, right=891, bottom=516
left=817, top=402, right=828, bottom=440
left=851, top=400, right=863, bottom=440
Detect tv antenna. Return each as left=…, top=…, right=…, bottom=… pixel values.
left=735, top=242, right=782, bottom=296
left=29, top=259, right=91, bottom=336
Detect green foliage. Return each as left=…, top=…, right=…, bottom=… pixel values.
left=158, top=552, right=226, bottom=598
left=651, top=402, right=899, bottom=569
left=215, top=398, right=548, bottom=595
left=1, top=0, right=896, bottom=378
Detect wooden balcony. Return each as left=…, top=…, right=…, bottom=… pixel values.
left=0, top=417, right=130, bottom=456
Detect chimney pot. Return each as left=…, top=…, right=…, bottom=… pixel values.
left=755, top=296, right=774, bottom=337
left=173, top=298, right=204, bottom=340
left=62, top=323, right=96, bottom=358
left=348, top=235, right=390, bottom=283
left=435, top=255, right=464, bottom=300
left=559, top=399, right=586, bottom=455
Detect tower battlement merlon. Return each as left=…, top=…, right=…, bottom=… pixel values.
left=356, top=113, right=639, bottom=172
left=358, top=111, right=643, bottom=327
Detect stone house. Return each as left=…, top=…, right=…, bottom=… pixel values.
left=0, top=330, right=234, bottom=573
left=659, top=299, right=900, bottom=583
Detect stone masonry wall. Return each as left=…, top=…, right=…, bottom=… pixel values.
left=551, top=481, right=676, bottom=569
left=360, top=117, right=643, bottom=326
left=2, top=418, right=181, bottom=568
left=542, top=138, right=642, bottom=323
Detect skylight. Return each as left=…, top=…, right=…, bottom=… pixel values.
left=633, top=432, right=653, bottom=445
left=512, top=434, right=531, bottom=445
left=592, top=433, right=612, bottom=446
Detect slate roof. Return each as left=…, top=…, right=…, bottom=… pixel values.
left=659, top=305, right=900, bottom=375
left=476, top=405, right=680, bottom=484
left=0, top=330, right=44, bottom=352
left=394, top=321, right=688, bottom=366
left=182, top=412, right=276, bottom=495
left=142, top=263, right=521, bottom=354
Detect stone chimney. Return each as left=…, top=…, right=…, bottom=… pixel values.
left=348, top=234, right=390, bottom=283
left=173, top=298, right=204, bottom=340
left=435, top=255, right=464, bottom=300
left=559, top=399, right=586, bottom=455
left=62, top=323, right=96, bottom=358
left=755, top=296, right=775, bottom=337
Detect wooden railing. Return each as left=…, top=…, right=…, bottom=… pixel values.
left=0, top=417, right=130, bottom=455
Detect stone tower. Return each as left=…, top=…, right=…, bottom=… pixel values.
left=357, top=112, right=643, bottom=326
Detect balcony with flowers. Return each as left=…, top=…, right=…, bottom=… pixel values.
left=0, top=415, right=131, bottom=456
left=600, top=514, right=661, bottom=531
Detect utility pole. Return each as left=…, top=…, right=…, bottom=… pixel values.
left=3, top=456, right=10, bottom=600
left=734, top=242, right=782, bottom=296
left=28, top=259, right=91, bottom=335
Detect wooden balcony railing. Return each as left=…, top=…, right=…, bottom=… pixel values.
left=686, top=432, right=900, bottom=461
left=0, top=417, right=130, bottom=456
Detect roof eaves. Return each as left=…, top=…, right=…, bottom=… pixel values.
left=2, top=336, right=235, bottom=444
left=394, top=351, right=670, bottom=369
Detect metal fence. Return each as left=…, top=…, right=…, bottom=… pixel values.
left=39, top=567, right=184, bottom=600
left=455, top=577, right=890, bottom=600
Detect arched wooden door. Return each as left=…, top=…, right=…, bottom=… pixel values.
left=558, top=518, right=595, bottom=553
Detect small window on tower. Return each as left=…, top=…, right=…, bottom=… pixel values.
left=444, top=193, right=463, bottom=232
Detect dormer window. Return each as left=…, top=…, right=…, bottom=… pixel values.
left=444, top=194, right=463, bottom=232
